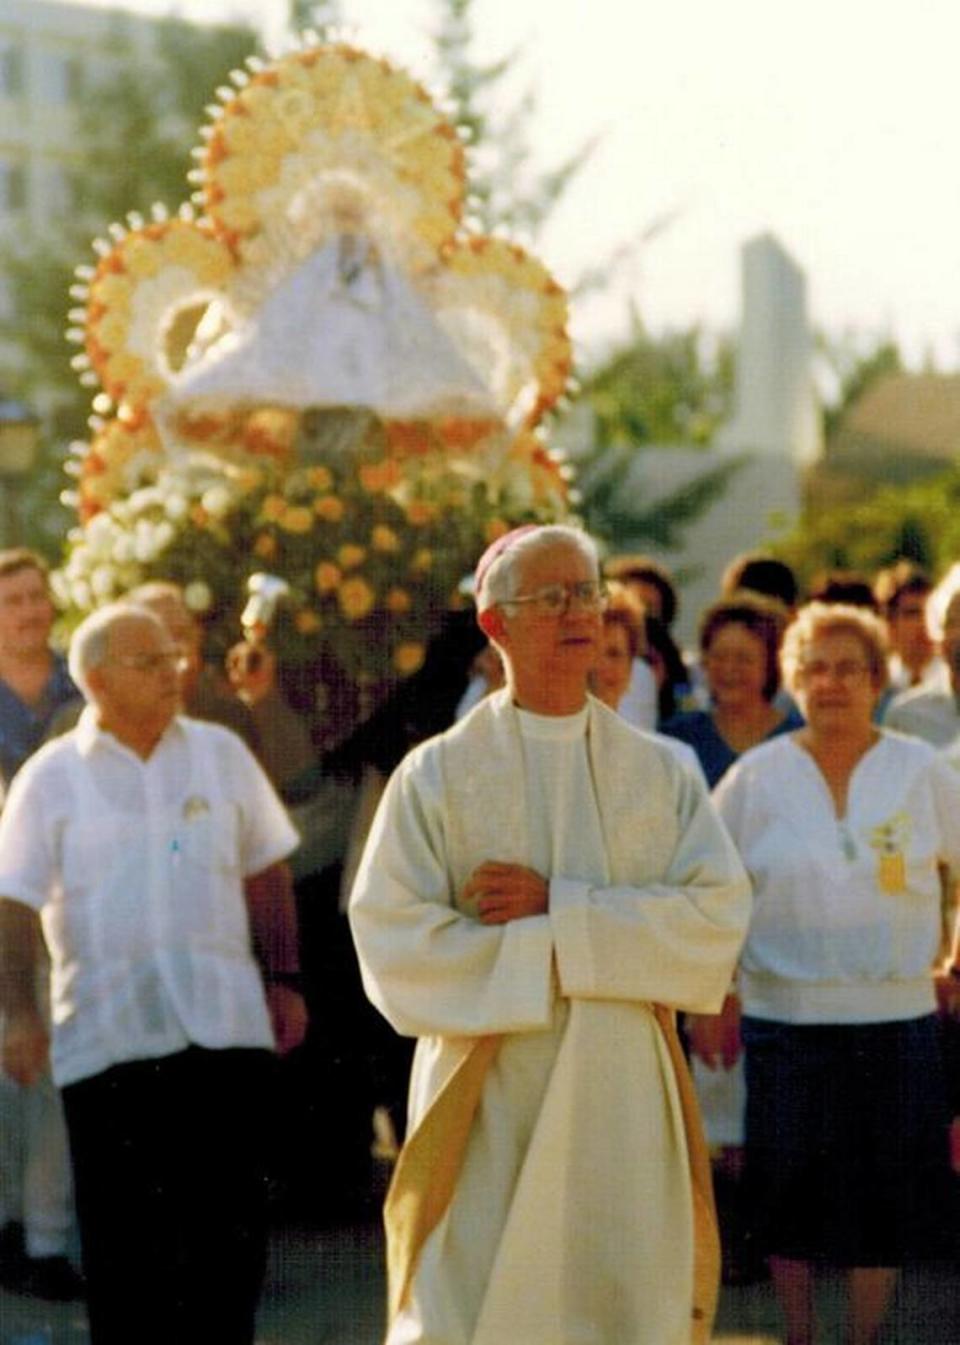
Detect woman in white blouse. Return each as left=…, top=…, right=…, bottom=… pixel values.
left=689, top=602, right=960, bottom=1345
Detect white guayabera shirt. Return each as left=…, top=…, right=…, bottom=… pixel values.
left=0, top=710, right=299, bottom=1087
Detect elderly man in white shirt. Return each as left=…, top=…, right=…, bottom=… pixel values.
left=0, top=602, right=305, bottom=1345
left=349, top=524, right=750, bottom=1345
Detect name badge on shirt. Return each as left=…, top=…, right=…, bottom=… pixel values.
left=868, top=811, right=911, bottom=895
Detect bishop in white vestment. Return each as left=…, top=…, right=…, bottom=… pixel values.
left=350, top=526, right=750, bottom=1345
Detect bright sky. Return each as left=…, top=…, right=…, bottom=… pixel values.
left=62, top=0, right=960, bottom=368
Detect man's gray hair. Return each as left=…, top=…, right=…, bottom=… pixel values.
left=477, top=525, right=599, bottom=612
left=68, top=602, right=166, bottom=699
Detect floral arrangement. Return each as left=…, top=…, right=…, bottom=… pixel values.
left=58, top=416, right=568, bottom=685
left=57, top=36, right=576, bottom=738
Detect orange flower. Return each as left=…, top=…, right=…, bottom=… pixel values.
left=359, top=459, right=402, bottom=492
left=338, top=543, right=366, bottom=570
left=436, top=416, right=500, bottom=450
left=243, top=407, right=298, bottom=459
left=314, top=495, right=345, bottom=523
left=174, top=411, right=231, bottom=443
left=371, top=524, right=400, bottom=553
left=484, top=517, right=510, bottom=544
left=279, top=505, right=313, bottom=534
left=338, top=576, right=376, bottom=621
left=410, top=548, right=433, bottom=572
left=260, top=494, right=287, bottom=522
left=386, top=586, right=412, bottom=614
left=393, top=641, right=425, bottom=675
left=385, top=421, right=434, bottom=458
left=235, top=466, right=264, bottom=494
left=314, top=561, right=341, bottom=594
left=307, top=466, right=334, bottom=491
left=295, top=608, right=321, bottom=634
left=254, top=533, right=277, bottom=559
left=405, top=499, right=436, bottom=526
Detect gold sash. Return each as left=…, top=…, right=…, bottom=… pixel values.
left=383, top=1009, right=719, bottom=1343
left=383, top=1034, right=501, bottom=1324
left=652, top=1003, right=721, bottom=1345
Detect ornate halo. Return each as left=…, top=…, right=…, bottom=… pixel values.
left=429, top=236, right=573, bottom=428
left=198, top=45, right=466, bottom=284
left=70, top=217, right=236, bottom=410
left=75, top=412, right=165, bottom=519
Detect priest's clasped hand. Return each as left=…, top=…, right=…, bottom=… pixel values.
left=462, top=862, right=549, bottom=924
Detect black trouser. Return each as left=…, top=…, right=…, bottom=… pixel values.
left=61, top=1046, right=275, bottom=1345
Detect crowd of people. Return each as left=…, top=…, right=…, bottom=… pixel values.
left=0, top=536, right=959, bottom=1343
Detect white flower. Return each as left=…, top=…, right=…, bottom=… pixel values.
left=65, top=549, right=91, bottom=580
left=183, top=580, right=213, bottom=613
left=164, top=493, right=189, bottom=521
left=200, top=484, right=233, bottom=518
left=49, top=570, right=71, bottom=607
left=84, top=513, right=117, bottom=559
left=154, top=520, right=175, bottom=551
left=127, top=486, right=162, bottom=514
left=91, top=565, right=116, bottom=600
left=111, top=536, right=135, bottom=564
left=134, top=521, right=159, bottom=563
left=71, top=579, right=93, bottom=610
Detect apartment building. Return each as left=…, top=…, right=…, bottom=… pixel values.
left=0, top=0, right=159, bottom=247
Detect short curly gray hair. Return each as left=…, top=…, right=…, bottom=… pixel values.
left=781, top=601, right=889, bottom=695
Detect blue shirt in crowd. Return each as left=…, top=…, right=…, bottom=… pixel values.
left=0, top=654, right=80, bottom=786
left=659, top=704, right=805, bottom=789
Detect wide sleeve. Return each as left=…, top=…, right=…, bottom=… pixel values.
left=549, top=760, right=751, bottom=1014
left=348, top=749, right=555, bottom=1039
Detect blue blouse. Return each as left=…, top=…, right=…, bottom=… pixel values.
left=659, top=705, right=804, bottom=789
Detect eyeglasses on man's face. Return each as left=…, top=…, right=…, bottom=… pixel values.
left=503, top=581, right=608, bottom=617
left=109, top=650, right=191, bottom=674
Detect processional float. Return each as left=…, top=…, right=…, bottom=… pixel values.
left=57, top=35, right=575, bottom=744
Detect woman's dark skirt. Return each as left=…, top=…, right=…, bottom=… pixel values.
left=741, top=1013, right=957, bottom=1266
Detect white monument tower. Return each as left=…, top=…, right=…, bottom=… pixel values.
left=719, top=232, right=821, bottom=464
left=596, top=233, right=821, bottom=645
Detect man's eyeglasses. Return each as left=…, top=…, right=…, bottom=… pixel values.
left=109, top=650, right=191, bottom=674
left=503, top=581, right=608, bottom=617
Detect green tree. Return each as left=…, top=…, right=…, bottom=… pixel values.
left=571, top=322, right=742, bottom=552
left=585, top=323, right=735, bottom=448
left=770, top=469, right=960, bottom=591
left=0, top=14, right=258, bottom=555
